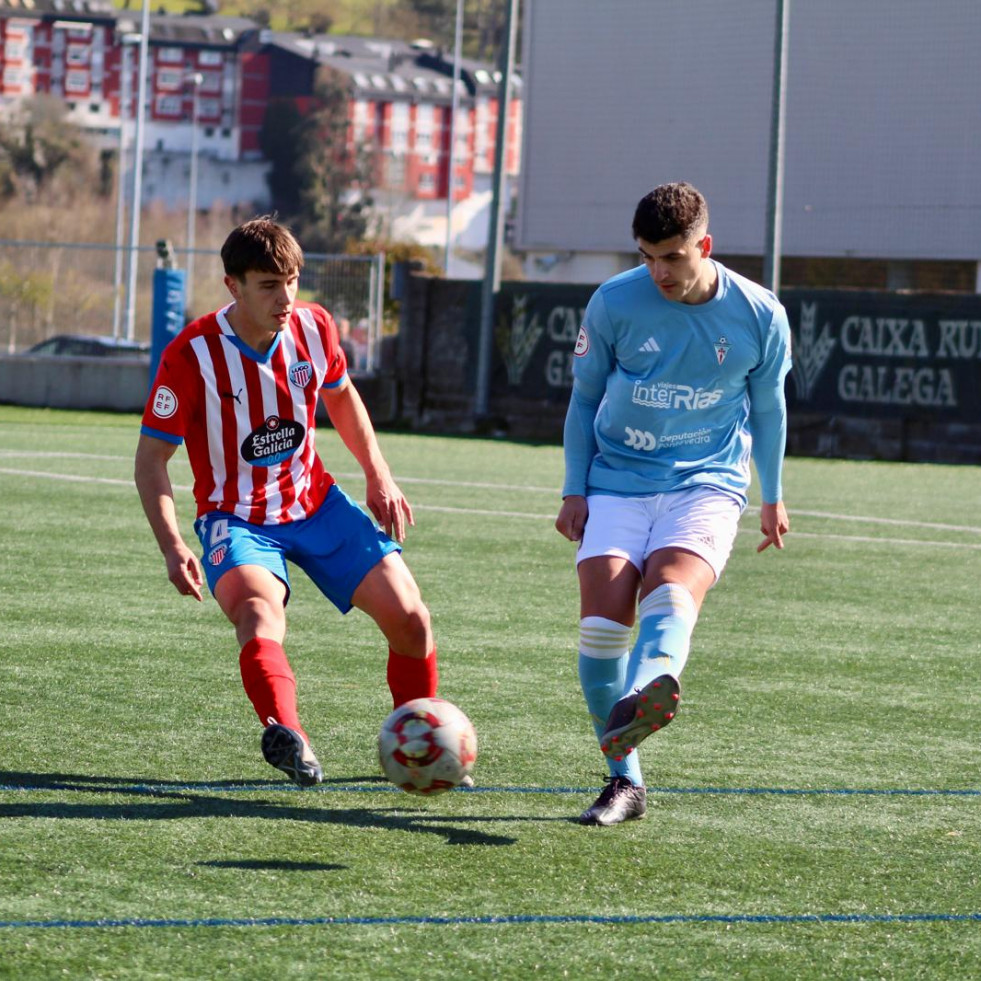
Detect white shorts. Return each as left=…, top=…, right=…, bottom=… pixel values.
left=576, top=486, right=744, bottom=582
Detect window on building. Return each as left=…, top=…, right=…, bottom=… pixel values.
left=474, top=97, right=491, bottom=162
left=66, top=45, right=89, bottom=66
left=453, top=107, right=470, bottom=158
left=198, top=50, right=222, bottom=67
left=157, top=47, right=183, bottom=64
left=386, top=153, right=405, bottom=188
left=199, top=72, right=221, bottom=94
left=415, top=103, right=434, bottom=152
left=390, top=102, right=409, bottom=154
left=156, top=68, right=183, bottom=91
left=3, top=67, right=31, bottom=88
left=418, top=171, right=436, bottom=193
left=155, top=94, right=182, bottom=116
left=352, top=99, right=369, bottom=141
left=64, top=70, right=88, bottom=94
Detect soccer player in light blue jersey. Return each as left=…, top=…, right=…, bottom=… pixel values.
left=555, top=183, right=792, bottom=826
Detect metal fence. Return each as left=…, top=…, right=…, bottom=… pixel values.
left=0, top=239, right=386, bottom=373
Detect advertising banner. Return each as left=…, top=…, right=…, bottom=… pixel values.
left=490, top=283, right=981, bottom=422
left=781, top=290, right=981, bottom=419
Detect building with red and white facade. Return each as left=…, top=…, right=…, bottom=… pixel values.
left=0, top=0, right=522, bottom=234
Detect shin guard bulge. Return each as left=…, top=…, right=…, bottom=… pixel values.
left=239, top=638, right=306, bottom=740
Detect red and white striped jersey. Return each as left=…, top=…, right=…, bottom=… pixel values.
left=141, top=301, right=348, bottom=524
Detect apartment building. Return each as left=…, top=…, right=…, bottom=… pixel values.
left=0, top=0, right=522, bottom=213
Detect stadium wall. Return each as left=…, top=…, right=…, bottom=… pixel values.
left=4, top=278, right=981, bottom=466
left=0, top=355, right=151, bottom=412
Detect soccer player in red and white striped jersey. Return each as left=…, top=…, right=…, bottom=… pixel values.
left=135, top=218, right=438, bottom=786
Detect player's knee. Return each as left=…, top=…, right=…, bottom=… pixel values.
left=388, top=602, right=432, bottom=656
left=232, top=595, right=285, bottom=637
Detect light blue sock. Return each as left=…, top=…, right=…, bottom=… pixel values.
left=623, top=583, right=699, bottom=694
left=578, top=617, right=643, bottom=786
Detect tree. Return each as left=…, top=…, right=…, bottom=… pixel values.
left=262, top=67, right=375, bottom=254
left=0, top=95, right=103, bottom=205
left=296, top=66, right=375, bottom=252
left=400, top=0, right=508, bottom=60
left=259, top=98, right=305, bottom=217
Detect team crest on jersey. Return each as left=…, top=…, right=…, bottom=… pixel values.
left=714, top=336, right=731, bottom=365
left=289, top=361, right=313, bottom=388
left=151, top=385, right=178, bottom=419
left=574, top=326, right=589, bottom=356
left=241, top=415, right=306, bottom=467
left=208, top=544, right=228, bottom=567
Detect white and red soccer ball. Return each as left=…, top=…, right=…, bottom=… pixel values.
left=378, top=697, right=477, bottom=795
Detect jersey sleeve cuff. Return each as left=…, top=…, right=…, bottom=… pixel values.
left=140, top=425, right=183, bottom=445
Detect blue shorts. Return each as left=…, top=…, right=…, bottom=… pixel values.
left=194, top=484, right=401, bottom=613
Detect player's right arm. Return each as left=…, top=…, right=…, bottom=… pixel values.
left=555, top=294, right=614, bottom=542
left=555, top=387, right=601, bottom=541
left=134, top=433, right=203, bottom=601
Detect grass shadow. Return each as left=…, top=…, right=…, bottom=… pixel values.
left=0, top=769, right=577, bottom=846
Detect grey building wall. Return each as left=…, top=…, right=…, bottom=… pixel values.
left=516, top=0, right=981, bottom=262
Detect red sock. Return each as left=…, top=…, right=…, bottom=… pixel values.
left=387, top=646, right=438, bottom=708
left=239, top=638, right=307, bottom=740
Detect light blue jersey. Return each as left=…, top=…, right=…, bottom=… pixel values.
left=562, top=260, right=792, bottom=506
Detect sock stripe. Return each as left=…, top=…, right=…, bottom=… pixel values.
left=579, top=616, right=631, bottom=660
left=638, top=583, right=698, bottom=623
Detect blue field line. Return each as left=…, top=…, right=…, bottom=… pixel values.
left=0, top=911, right=980, bottom=931
left=0, top=781, right=979, bottom=797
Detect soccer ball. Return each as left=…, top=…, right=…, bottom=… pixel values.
left=378, top=697, right=477, bottom=795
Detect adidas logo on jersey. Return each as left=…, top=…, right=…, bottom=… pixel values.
left=639, top=337, right=661, bottom=353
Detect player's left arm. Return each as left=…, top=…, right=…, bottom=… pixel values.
left=320, top=378, right=413, bottom=542
left=747, top=304, right=793, bottom=552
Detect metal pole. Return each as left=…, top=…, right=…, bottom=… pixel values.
left=111, top=40, right=134, bottom=339
left=443, top=0, right=464, bottom=276
left=474, top=0, right=519, bottom=420
left=123, top=0, right=152, bottom=341
left=185, top=72, right=203, bottom=315
left=763, top=0, right=790, bottom=295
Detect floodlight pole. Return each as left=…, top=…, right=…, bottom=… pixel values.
left=474, top=0, right=519, bottom=421
left=763, top=0, right=790, bottom=295
left=443, top=0, right=464, bottom=276
left=185, top=72, right=203, bottom=315
left=112, top=37, right=136, bottom=339
left=123, top=0, right=151, bottom=341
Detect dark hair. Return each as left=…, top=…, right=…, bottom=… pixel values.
left=220, top=217, right=304, bottom=279
left=631, top=182, right=709, bottom=244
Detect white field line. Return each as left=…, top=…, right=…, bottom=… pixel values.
left=1, top=461, right=980, bottom=549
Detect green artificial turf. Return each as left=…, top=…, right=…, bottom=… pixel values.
left=0, top=405, right=979, bottom=979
